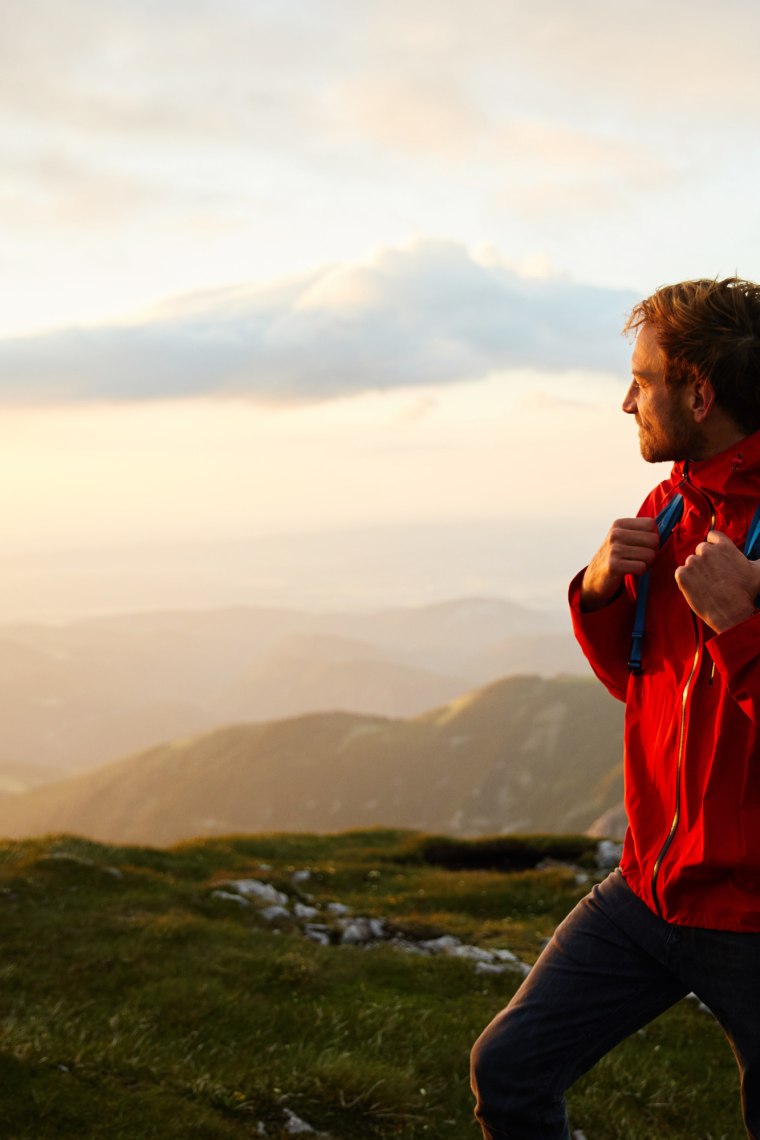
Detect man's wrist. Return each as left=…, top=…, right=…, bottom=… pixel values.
left=708, top=600, right=759, bottom=635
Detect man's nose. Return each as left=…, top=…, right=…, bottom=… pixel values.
left=622, top=383, right=637, bottom=415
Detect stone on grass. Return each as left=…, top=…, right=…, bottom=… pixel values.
left=293, top=902, right=319, bottom=919
left=419, top=935, right=461, bottom=954
left=225, top=879, right=289, bottom=906
left=451, top=944, right=495, bottom=963
left=261, top=905, right=290, bottom=922
left=339, top=917, right=386, bottom=945
left=211, top=890, right=249, bottom=906
left=686, top=991, right=713, bottom=1015
left=391, top=939, right=430, bottom=956
left=596, top=840, right=623, bottom=870
left=283, top=1106, right=316, bottom=1134
left=304, top=924, right=331, bottom=946
left=268, top=882, right=534, bottom=983
left=491, top=948, right=520, bottom=963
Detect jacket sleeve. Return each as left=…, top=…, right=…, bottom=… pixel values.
left=568, top=482, right=676, bottom=702
left=706, top=610, right=760, bottom=724
left=569, top=569, right=634, bottom=702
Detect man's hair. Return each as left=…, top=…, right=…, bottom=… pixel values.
left=624, top=277, right=760, bottom=434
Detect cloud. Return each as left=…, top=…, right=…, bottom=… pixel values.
left=337, top=0, right=760, bottom=123
left=0, top=0, right=334, bottom=146
left=328, top=74, right=484, bottom=159
left=4, top=0, right=756, bottom=179
left=3, top=0, right=758, bottom=322
left=0, top=240, right=637, bottom=404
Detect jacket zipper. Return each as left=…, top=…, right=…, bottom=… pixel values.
left=651, top=618, right=700, bottom=916
left=650, top=471, right=715, bottom=917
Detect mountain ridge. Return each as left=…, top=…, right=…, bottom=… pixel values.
left=0, top=673, right=623, bottom=845
left=0, top=596, right=587, bottom=787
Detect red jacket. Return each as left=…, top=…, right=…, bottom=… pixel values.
left=570, top=430, right=760, bottom=930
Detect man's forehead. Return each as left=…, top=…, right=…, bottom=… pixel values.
left=631, top=323, right=666, bottom=378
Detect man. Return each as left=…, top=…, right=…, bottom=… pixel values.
left=471, top=277, right=760, bottom=1139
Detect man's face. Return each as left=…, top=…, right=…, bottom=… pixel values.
left=622, top=323, right=705, bottom=462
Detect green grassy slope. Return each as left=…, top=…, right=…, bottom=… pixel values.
left=0, top=829, right=742, bottom=1139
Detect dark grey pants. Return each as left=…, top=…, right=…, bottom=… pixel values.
left=471, top=869, right=760, bottom=1139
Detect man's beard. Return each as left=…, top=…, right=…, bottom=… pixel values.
left=636, top=407, right=708, bottom=464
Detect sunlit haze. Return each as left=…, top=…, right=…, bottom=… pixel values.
left=3, top=0, right=758, bottom=620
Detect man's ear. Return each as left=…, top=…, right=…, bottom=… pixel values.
left=688, top=374, right=716, bottom=423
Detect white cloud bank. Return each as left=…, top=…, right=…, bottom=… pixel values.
left=4, top=0, right=760, bottom=336
left=0, top=241, right=636, bottom=404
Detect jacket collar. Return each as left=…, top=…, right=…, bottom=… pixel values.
left=671, top=428, right=760, bottom=497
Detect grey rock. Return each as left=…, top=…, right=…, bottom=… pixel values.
left=491, top=948, right=520, bottom=963
left=419, top=935, right=462, bottom=954
left=304, top=923, right=330, bottom=946
left=326, top=902, right=351, bottom=916
left=293, top=902, right=319, bottom=919
left=340, top=917, right=384, bottom=944
left=211, top=889, right=250, bottom=906
left=596, top=840, right=623, bottom=870
left=304, top=929, right=330, bottom=946
left=391, top=939, right=430, bottom=956
left=261, top=905, right=290, bottom=922
left=686, top=991, right=714, bottom=1016
left=283, top=1107, right=316, bottom=1134
left=225, top=879, right=289, bottom=906
left=450, top=944, right=495, bottom=963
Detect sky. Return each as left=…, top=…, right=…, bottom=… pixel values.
left=3, top=0, right=760, bottom=618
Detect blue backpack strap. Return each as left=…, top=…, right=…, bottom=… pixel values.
left=743, top=503, right=760, bottom=610
left=628, top=493, right=684, bottom=675
left=744, top=504, right=760, bottom=561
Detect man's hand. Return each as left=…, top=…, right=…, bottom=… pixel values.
left=581, top=518, right=660, bottom=612
left=675, top=530, right=760, bottom=633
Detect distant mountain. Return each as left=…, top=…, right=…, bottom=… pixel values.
left=0, top=598, right=588, bottom=783
left=212, top=633, right=470, bottom=721
left=0, top=674, right=623, bottom=845
left=463, top=632, right=588, bottom=684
